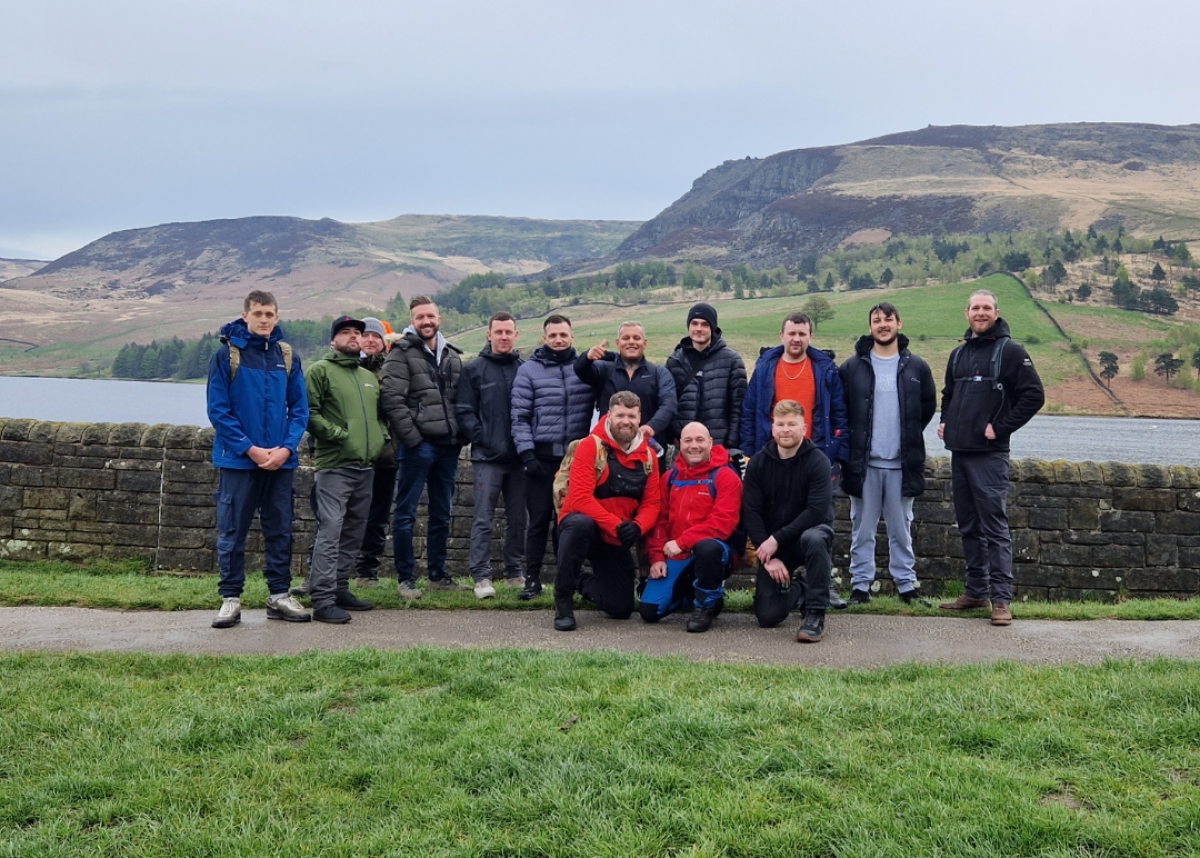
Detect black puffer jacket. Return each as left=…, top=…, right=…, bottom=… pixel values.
left=381, top=330, right=464, bottom=448
left=940, top=318, right=1045, bottom=453
left=456, top=345, right=523, bottom=464
left=360, top=351, right=398, bottom=468
left=666, top=334, right=747, bottom=448
left=838, top=334, right=937, bottom=498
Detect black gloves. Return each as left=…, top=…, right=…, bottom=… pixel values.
left=520, top=451, right=545, bottom=479
left=616, top=521, right=641, bottom=549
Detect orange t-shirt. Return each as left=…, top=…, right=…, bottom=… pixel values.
left=774, top=357, right=816, bottom=439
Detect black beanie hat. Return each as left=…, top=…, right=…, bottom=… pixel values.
left=687, top=302, right=719, bottom=334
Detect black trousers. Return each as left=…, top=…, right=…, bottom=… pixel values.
left=555, top=512, right=636, bottom=619
left=355, top=464, right=398, bottom=578
left=753, top=524, right=834, bottom=628
left=523, top=453, right=562, bottom=583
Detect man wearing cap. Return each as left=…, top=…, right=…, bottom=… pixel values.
left=352, top=317, right=398, bottom=587
left=666, top=303, right=747, bottom=450
left=304, top=316, right=389, bottom=623
left=382, top=296, right=466, bottom=598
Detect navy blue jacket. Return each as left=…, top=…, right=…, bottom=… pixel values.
left=206, top=318, right=309, bottom=470
left=574, top=352, right=677, bottom=438
left=741, top=345, right=848, bottom=463
left=511, top=344, right=596, bottom=458
left=457, top=345, right=524, bottom=464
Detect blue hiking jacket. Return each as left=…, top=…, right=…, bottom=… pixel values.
left=207, top=318, right=310, bottom=469
left=741, top=345, right=848, bottom=464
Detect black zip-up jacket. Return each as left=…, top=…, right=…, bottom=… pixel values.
left=742, top=439, right=833, bottom=554
left=574, top=351, right=678, bottom=438
left=940, top=318, right=1045, bottom=454
left=838, top=334, right=937, bottom=498
left=381, top=331, right=464, bottom=448
left=666, top=334, right=747, bottom=448
left=456, top=345, right=523, bottom=464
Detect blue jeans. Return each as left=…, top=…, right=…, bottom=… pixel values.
left=215, top=467, right=296, bottom=598
left=393, top=441, right=461, bottom=583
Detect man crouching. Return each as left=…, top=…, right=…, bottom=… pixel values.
left=553, top=391, right=661, bottom=631
left=643, top=422, right=743, bottom=632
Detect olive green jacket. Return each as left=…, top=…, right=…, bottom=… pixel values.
left=305, top=350, right=389, bottom=470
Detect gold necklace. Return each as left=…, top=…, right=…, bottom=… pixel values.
left=779, top=358, right=807, bottom=381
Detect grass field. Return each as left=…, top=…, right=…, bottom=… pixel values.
left=2, top=648, right=1199, bottom=857
left=452, top=274, right=1081, bottom=389
left=4, top=559, right=1200, bottom=621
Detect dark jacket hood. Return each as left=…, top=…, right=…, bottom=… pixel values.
left=478, top=344, right=522, bottom=363
left=960, top=317, right=1012, bottom=343
left=760, top=437, right=820, bottom=462
left=853, top=333, right=911, bottom=358
left=220, top=318, right=281, bottom=350
left=673, top=333, right=728, bottom=355
left=532, top=343, right=578, bottom=364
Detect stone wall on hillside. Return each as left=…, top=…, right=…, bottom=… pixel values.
left=1, top=417, right=1198, bottom=601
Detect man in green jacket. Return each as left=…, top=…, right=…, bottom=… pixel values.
left=305, top=316, right=390, bottom=623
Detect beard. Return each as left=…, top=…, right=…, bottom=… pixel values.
left=333, top=342, right=361, bottom=357
left=872, top=331, right=898, bottom=347
left=610, top=422, right=639, bottom=446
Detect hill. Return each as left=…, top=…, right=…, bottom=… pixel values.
left=0, top=258, right=47, bottom=281
left=0, top=215, right=638, bottom=373
left=560, top=123, right=1200, bottom=274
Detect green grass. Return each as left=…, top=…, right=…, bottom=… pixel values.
left=2, top=648, right=1200, bottom=857
left=3, top=559, right=1200, bottom=620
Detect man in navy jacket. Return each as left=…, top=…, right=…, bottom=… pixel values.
left=207, top=290, right=310, bottom=629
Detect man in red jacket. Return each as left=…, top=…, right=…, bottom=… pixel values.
left=644, top=422, right=743, bottom=633
left=554, top=391, right=661, bottom=631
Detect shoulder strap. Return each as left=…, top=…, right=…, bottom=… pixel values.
left=229, top=341, right=292, bottom=382
left=952, top=336, right=1008, bottom=388
left=279, top=342, right=293, bottom=376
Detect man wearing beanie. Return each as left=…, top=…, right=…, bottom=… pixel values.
left=352, top=317, right=399, bottom=587
left=666, top=303, right=747, bottom=451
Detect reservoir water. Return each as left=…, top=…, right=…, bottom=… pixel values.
left=1, top=376, right=1199, bottom=466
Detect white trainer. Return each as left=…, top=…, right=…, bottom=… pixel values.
left=212, top=597, right=242, bottom=628
left=474, top=578, right=497, bottom=600
left=266, top=593, right=312, bottom=623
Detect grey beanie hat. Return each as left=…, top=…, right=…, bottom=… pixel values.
left=362, top=317, right=387, bottom=339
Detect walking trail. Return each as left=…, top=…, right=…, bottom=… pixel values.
left=2, top=607, right=1198, bottom=667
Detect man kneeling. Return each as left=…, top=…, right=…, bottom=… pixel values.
left=553, top=391, right=661, bottom=631
left=744, top=399, right=835, bottom=643
left=643, top=422, right=744, bottom=632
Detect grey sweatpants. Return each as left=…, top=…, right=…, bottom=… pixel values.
left=310, top=466, right=374, bottom=609
left=849, top=466, right=917, bottom=592
left=951, top=451, right=1013, bottom=604
left=469, top=461, right=527, bottom=582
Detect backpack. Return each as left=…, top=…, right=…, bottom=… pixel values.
left=665, top=462, right=747, bottom=566
left=951, top=336, right=1008, bottom=391
left=228, top=341, right=293, bottom=382
left=552, top=436, right=654, bottom=515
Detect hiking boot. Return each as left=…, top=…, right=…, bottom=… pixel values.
left=397, top=580, right=423, bottom=600
left=848, top=588, right=871, bottom=605
left=991, top=602, right=1013, bottom=626
left=290, top=580, right=311, bottom=598
left=266, top=593, right=311, bottom=623
left=313, top=604, right=352, bottom=624
left=686, top=604, right=719, bottom=633
left=828, top=586, right=848, bottom=610
left=474, top=578, right=497, bottom=600
left=427, top=577, right=471, bottom=592
left=335, top=590, right=375, bottom=611
left=518, top=578, right=543, bottom=601
left=899, top=589, right=931, bottom=607
left=554, top=595, right=576, bottom=631
left=353, top=576, right=378, bottom=589
left=939, top=594, right=991, bottom=611
left=795, top=610, right=826, bottom=643
left=212, top=597, right=241, bottom=629
left=502, top=575, right=526, bottom=589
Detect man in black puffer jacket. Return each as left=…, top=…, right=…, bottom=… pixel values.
left=666, top=303, right=747, bottom=449
left=456, top=312, right=527, bottom=599
left=838, top=303, right=937, bottom=605
left=937, top=289, right=1044, bottom=627
left=381, top=296, right=466, bottom=599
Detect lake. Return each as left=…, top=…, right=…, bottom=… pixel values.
left=1, top=376, right=1199, bottom=466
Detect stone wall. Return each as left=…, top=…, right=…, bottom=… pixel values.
left=2, top=417, right=1198, bottom=600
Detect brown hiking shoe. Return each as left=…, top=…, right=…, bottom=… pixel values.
left=938, top=594, right=991, bottom=611
left=991, top=603, right=1013, bottom=626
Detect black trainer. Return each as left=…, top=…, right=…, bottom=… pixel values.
left=795, top=610, right=826, bottom=643
left=335, top=590, right=375, bottom=611
left=313, top=604, right=352, bottom=624
left=899, top=589, right=931, bottom=607
left=553, top=595, right=576, bottom=631
left=686, top=604, right=718, bottom=633
left=518, top=578, right=543, bottom=601
left=848, top=588, right=871, bottom=605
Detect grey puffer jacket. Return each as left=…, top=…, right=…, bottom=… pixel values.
left=381, top=330, right=464, bottom=448
left=666, top=334, right=747, bottom=448
left=511, top=344, right=596, bottom=457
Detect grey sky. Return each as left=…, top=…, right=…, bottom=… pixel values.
left=2, top=0, right=1197, bottom=259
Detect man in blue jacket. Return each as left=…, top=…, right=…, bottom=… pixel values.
left=741, top=311, right=848, bottom=608
left=207, top=290, right=311, bottom=629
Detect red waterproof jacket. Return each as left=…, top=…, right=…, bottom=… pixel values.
left=558, top=422, right=661, bottom=545
left=646, top=445, right=742, bottom=563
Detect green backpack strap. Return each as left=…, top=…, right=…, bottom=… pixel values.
left=229, top=341, right=292, bottom=383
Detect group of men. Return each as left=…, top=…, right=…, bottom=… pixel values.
left=206, top=286, right=1044, bottom=642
